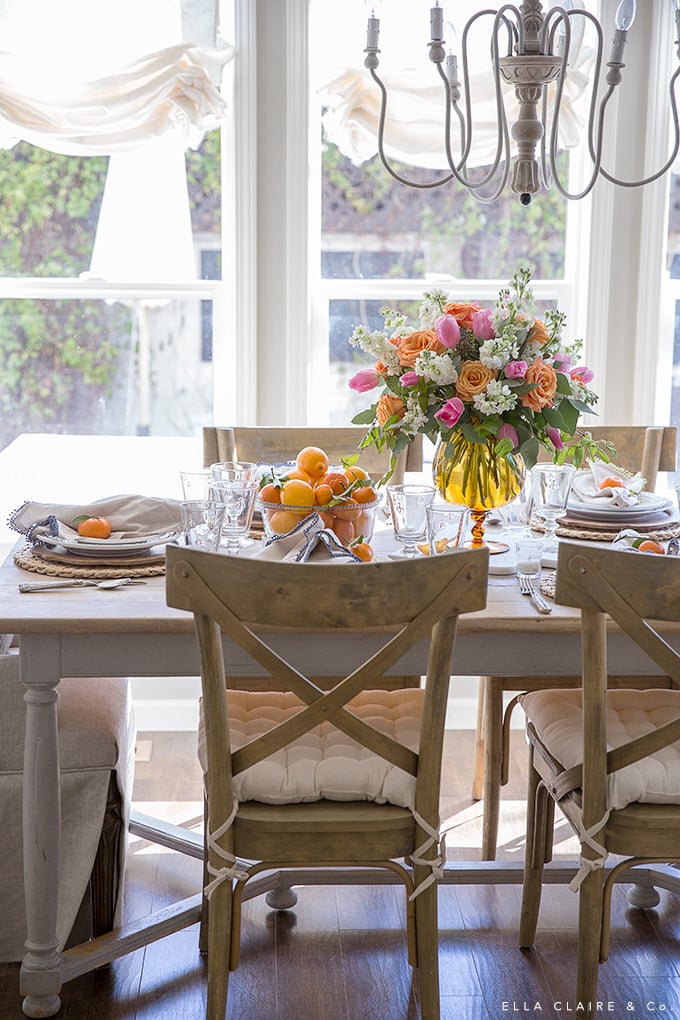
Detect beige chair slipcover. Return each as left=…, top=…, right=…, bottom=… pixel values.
left=0, top=652, right=135, bottom=961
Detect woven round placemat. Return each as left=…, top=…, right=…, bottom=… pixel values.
left=539, top=572, right=556, bottom=599
left=530, top=513, right=680, bottom=543
left=14, top=545, right=166, bottom=579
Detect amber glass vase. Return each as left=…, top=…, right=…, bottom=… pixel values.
left=432, top=430, right=526, bottom=549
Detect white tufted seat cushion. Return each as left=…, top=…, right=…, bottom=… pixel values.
left=197, top=688, right=424, bottom=810
left=520, top=688, right=680, bottom=812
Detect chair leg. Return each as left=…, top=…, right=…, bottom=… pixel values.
left=519, top=753, right=549, bottom=948
left=576, top=869, right=605, bottom=1008
left=481, top=677, right=503, bottom=860
left=90, top=774, right=123, bottom=938
left=206, top=878, right=233, bottom=1020
left=471, top=677, right=486, bottom=801
left=199, top=802, right=209, bottom=956
left=413, top=879, right=441, bottom=1020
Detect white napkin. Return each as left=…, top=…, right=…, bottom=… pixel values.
left=569, top=461, right=646, bottom=509
left=9, top=494, right=183, bottom=543
left=256, top=511, right=362, bottom=563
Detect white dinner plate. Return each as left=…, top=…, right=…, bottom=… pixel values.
left=38, top=531, right=179, bottom=557
left=566, top=491, right=672, bottom=521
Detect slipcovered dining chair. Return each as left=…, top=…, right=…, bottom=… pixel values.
left=473, top=424, right=678, bottom=860
left=0, top=650, right=135, bottom=960
left=518, top=541, right=680, bottom=1005
left=202, top=424, right=423, bottom=485
left=165, top=543, right=489, bottom=1020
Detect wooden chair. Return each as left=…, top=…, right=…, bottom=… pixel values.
left=165, top=543, right=489, bottom=1020
left=518, top=541, right=680, bottom=1005
left=473, top=424, right=678, bottom=860
left=202, top=424, right=423, bottom=485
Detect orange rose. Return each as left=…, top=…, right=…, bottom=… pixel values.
left=376, top=393, right=406, bottom=427
left=444, top=302, right=480, bottom=330
left=395, top=329, right=446, bottom=368
left=527, top=319, right=550, bottom=346
left=520, top=358, right=557, bottom=411
left=456, top=361, right=496, bottom=402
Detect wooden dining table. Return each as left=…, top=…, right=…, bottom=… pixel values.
left=2, top=537, right=680, bottom=1018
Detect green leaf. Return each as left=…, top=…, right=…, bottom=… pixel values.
left=351, top=408, right=377, bottom=425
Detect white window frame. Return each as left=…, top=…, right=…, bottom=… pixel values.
left=240, top=0, right=676, bottom=434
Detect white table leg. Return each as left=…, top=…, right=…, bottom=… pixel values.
left=19, top=636, right=62, bottom=1018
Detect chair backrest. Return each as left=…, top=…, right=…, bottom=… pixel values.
left=538, top=425, right=677, bottom=492
left=166, top=545, right=488, bottom=819
left=554, top=542, right=680, bottom=824
left=202, top=425, right=423, bottom=485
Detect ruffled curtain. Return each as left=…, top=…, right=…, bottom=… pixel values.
left=319, top=46, right=594, bottom=171
left=0, top=42, right=231, bottom=156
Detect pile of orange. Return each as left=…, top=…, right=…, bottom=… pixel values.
left=258, top=445, right=379, bottom=554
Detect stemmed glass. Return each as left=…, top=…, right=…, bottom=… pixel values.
left=530, top=463, right=576, bottom=555
left=210, top=461, right=258, bottom=549
left=386, top=484, right=435, bottom=558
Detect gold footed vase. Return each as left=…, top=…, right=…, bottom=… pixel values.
left=432, top=432, right=526, bottom=551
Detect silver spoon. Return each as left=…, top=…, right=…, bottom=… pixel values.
left=19, top=577, right=147, bottom=593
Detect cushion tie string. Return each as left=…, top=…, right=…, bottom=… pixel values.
left=409, top=808, right=445, bottom=900
left=204, top=798, right=249, bottom=900
left=569, top=809, right=611, bottom=892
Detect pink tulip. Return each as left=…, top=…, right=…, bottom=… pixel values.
left=504, top=360, right=527, bottom=380
left=570, top=365, right=594, bottom=385
left=400, top=371, right=420, bottom=387
left=553, top=351, right=572, bottom=372
left=498, top=423, right=519, bottom=449
left=434, top=397, right=464, bottom=428
left=472, top=308, right=494, bottom=340
left=348, top=368, right=381, bottom=393
left=546, top=425, right=564, bottom=450
left=435, top=314, right=460, bottom=349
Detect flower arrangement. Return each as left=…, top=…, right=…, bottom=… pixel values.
left=349, top=268, right=610, bottom=479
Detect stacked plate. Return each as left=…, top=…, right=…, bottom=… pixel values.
left=560, top=491, right=675, bottom=535
left=36, top=531, right=179, bottom=563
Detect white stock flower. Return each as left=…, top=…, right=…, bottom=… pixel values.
left=478, top=335, right=518, bottom=371
left=402, top=393, right=428, bottom=433
left=414, top=350, right=458, bottom=385
left=418, top=289, right=447, bottom=328
left=472, top=379, right=517, bottom=415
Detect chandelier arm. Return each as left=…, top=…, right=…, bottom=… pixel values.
left=435, top=60, right=510, bottom=193
left=459, top=9, right=516, bottom=169
left=539, top=10, right=573, bottom=194
left=547, top=11, right=609, bottom=202
left=549, top=79, right=616, bottom=202
left=597, top=66, right=680, bottom=188
left=369, top=67, right=455, bottom=190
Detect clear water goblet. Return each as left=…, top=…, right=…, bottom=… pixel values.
left=530, top=463, right=576, bottom=555
left=210, top=479, right=258, bottom=555
left=386, top=484, right=435, bottom=558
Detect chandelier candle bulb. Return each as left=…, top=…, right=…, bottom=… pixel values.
left=366, top=14, right=380, bottom=52
left=430, top=4, right=444, bottom=42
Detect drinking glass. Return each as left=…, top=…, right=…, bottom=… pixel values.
left=210, top=461, right=257, bottom=483
left=210, top=478, right=258, bottom=554
left=210, top=462, right=259, bottom=548
left=179, top=469, right=212, bottom=501
left=387, top=484, right=435, bottom=558
left=515, top=537, right=543, bottom=580
left=180, top=500, right=226, bottom=552
left=425, top=503, right=468, bottom=555
left=530, top=463, right=576, bottom=554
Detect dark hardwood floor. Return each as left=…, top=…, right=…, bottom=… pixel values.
left=2, top=729, right=679, bottom=1020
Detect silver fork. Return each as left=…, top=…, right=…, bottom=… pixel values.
left=518, top=574, right=552, bottom=614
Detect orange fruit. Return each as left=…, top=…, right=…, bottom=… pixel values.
left=321, top=471, right=350, bottom=495
left=314, top=483, right=334, bottom=506
left=637, top=539, right=665, bottom=554
left=280, top=478, right=316, bottom=507
left=268, top=509, right=306, bottom=534
left=333, top=498, right=359, bottom=520
left=259, top=482, right=282, bottom=504
left=332, top=517, right=355, bottom=545
left=351, top=540, right=374, bottom=562
left=286, top=467, right=313, bottom=483
left=296, top=446, right=330, bottom=480
left=75, top=516, right=112, bottom=539
left=344, top=465, right=370, bottom=485
left=353, top=484, right=378, bottom=504
left=319, top=510, right=335, bottom=529
left=599, top=475, right=624, bottom=490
